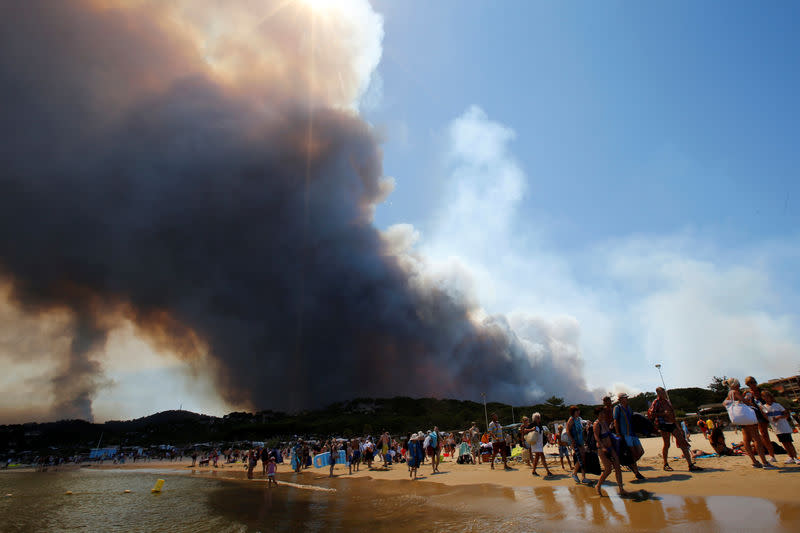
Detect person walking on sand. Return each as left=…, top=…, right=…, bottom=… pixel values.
left=524, top=412, right=553, bottom=477
left=488, top=413, right=510, bottom=470
left=379, top=431, right=391, bottom=466
left=557, top=424, right=573, bottom=471
left=425, top=427, right=441, bottom=474
left=346, top=440, right=354, bottom=474
left=613, top=393, right=646, bottom=480
left=761, top=391, right=799, bottom=464
left=594, top=406, right=628, bottom=497
left=724, top=378, right=773, bottom=469
left=566, top=405, right=586, bottom=484
left=744, top=376, right=778, bottom=463
left=408, top=433, right=425, bottom=480
left=351, top=438, right=361, bottom=472
left=567, top=406, right=587, bottom=484
left=519, top=416, right=533, bottom=467
left=648, top=387, right=703, bottom=472
left=681, top=420, right=692, bottom=443
left=468, top=422, right=482, bottom=464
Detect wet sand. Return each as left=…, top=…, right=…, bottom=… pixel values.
left=7, top=429, right=798, bottom=531
left=5, top=435, right=800, bottom=533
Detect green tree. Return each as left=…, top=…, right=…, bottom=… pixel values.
left=545, top=396, right=565, bottom=407
left=708, top=376, right=729, bottom=394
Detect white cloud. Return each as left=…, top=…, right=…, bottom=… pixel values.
left=416, top=106, right=800, bottom=397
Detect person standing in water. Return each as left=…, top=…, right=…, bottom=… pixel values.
left=266, top=456, right=278, bottom=486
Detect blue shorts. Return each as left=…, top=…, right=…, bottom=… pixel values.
left=624, top=435, right=641, bottom=448
left=559, top=445, right=569, bottom=457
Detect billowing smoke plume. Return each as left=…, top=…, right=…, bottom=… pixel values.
left=0, top=0, right=595, bottom=420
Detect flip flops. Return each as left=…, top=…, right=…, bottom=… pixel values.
left=663, top=464, right=674, bottom=471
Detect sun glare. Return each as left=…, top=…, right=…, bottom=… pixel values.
left=300, top=0, right=336, bottom=16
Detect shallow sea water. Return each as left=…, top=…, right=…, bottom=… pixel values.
left=1, top=468, right=799, bottom=532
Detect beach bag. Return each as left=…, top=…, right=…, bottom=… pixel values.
left=524, top=428, right=540, bottom=446
left=617, top=438, right=634, bottom=466
left=726, top=401, right=757, bottom=426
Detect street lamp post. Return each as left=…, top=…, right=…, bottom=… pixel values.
left=481, top=392, right=489, bottom=431
left=655, top=363, right=670, bottom=400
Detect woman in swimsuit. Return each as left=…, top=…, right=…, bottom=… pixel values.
left=744, top=376, right=777, bottom=462
left=725, top=378, right=773, bottom=468
left=593, top=406, right=628, bottom=497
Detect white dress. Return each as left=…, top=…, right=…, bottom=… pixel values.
left=531, top=426, right=545, bottom=453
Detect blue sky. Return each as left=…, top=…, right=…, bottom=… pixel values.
left=361, top=0, right=799, bottom=394
left=369, top=0, right=799, bottom=243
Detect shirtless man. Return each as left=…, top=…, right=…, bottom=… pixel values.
left=488, top=413, right=509, bottom=470
left=648, top=387, right=703, bottom=472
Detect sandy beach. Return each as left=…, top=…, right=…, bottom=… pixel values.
left=37, top=429, right=797, bottom=503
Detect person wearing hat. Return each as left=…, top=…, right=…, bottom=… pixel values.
left=613, top=393, right=646, bottom=480
left=407, top=432, right=425, bottom=480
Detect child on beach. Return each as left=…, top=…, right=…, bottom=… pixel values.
left=267, top=457, right=277, bottom=486
left=557, top=425, right=573, bottom=470
left=761, top=391, right=799, bottom=464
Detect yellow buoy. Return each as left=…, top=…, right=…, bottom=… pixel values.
left=151, top=479, right=165, bottom=493
left=123, top=490, right=131, bottom=493
left=65, top=491, right=73, bottom=495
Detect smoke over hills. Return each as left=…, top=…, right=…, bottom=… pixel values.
left=0, top=0, right=595, bottom=421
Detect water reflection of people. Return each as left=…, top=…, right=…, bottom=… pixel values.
left=683, top=496, right=712, bottom=523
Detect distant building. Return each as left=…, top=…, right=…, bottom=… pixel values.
left=767, top=375, right=800, bottom=403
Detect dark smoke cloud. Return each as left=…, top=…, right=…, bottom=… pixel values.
left=0, top=1, right=595, bottom=421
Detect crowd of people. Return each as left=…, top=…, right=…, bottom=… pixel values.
left=19, top=375, right=792, bottom=498
left=228, top=376, right=797, bottom=498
